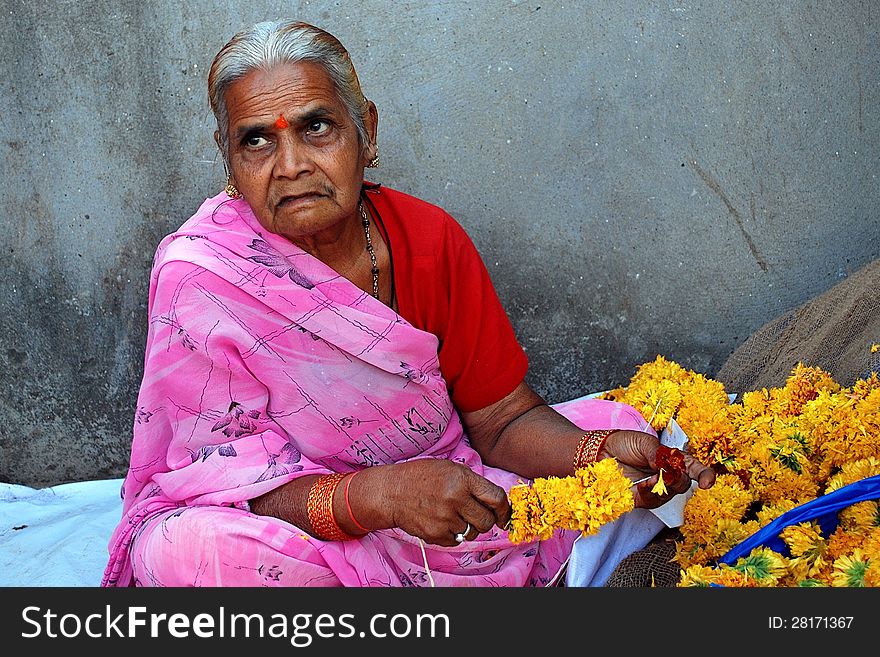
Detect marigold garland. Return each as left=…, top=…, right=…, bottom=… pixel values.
left=507, top=458, right=635, bottom=544
left=605, top=356, right=880, bottom=587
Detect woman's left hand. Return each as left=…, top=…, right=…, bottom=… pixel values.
left=598, top=429, right=716, bottom=509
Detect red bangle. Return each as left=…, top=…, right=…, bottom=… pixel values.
left=344, top=472, right=371, bottom=534
left=307, top=473, right=358, bottom=541
left=573, top=429, right=615, bottom=470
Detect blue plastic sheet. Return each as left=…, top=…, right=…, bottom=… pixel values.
left=719, top=473, right=880, bottom=564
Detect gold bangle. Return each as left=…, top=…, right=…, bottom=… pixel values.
left=307, top=473, right=358, bottom=541
left=573, top=429, right=615, bottom=470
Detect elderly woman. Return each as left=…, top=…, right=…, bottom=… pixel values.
left=102, top=20, right=714, bottom=587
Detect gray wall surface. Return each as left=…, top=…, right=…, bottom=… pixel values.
left=2, top=0, right=878, bottom=487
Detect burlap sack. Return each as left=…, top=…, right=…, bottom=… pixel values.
left=715, top=258, right=880, bottom=394
left=604, top=528, right=682, bottom=587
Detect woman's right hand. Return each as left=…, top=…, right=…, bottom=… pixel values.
left=361, top=459, right=511, bottom=546
left=598, top=429, right=716, bottom=508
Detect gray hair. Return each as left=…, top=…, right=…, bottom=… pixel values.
left=208, top=20, right=370, bottom=163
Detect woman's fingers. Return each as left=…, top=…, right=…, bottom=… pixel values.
left=459, top=493, right=504, bottom=536
left=625, top=440, right=716, bottom=508
left=632, top=477, right=665, bottom=508
left=684, top=453, right=716, bottom=489
left=391, top=460, right=512, bottom=545
left=467, top=471, right=512, bottom=529
left=637, top=432, right=716, bottom=493
left=597, top=430, right=716, bottom=493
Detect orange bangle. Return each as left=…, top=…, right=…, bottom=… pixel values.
left=307, top=473, right=358, bottom=541
left=344, top=472, right=371, bottom=534
left=573, top=429, right=615, bottom=470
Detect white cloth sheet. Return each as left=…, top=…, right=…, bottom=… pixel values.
left=0, top=479, right=123, bottom=587
left=564, top=508, right=665, bottom=586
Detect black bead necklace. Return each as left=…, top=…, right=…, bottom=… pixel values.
left=359, top=202, right=380, bottom=299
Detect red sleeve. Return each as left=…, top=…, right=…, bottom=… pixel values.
left=372, top=186, right=528, bottom=412
left=435, top=217, right=528, bottom=412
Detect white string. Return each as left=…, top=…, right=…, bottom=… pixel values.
left=418, top=538, right=436, bottom=587
left=647, top=395, right=663, bottom=426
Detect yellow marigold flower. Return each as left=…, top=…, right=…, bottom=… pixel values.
left=838, top=501, right=880, bottom=531
left=677, top=565, right=719, bottom=587
left=679, top=473, right=754, bottom=554
left=850, top=372, right=880, bottom=399
left=742, top=519, right=762, bottom=537
left=676, top=397, right=736, bottom=468
left=715, top=566, right=761, bottom=587
left=872, top=343, right=879, bottom=354
left=611, top=355, right=714, bottom=431
left=651, top=469, right=668, bottom=496
left=864, top=560, right=880, bottom=587
left=781, top=522, right=828, bottom=577
left=599, top=386, right=627, bottom=402
left=507, top=483, right=551, bottom=543
left=767, top=431, right=811, bottom=474
left=707, top=518, right=754, bottom=560
left=674, top=540, right=714, bottom=570
left=782, top=522, right=825, bottom=557
left=831, top=550, right=868, bottom=587
left=827, top=527, right=865, bottom=561
left=633, top=354, right=689, bottom=384
left=638, top=379, right=682, bottom=431
left=680, top=479, right=742, bottom=535
left=861, top=527, right=880, bottom=556
left=738, top=388, right=774, bottom=416
left=731, top=547, right=789, bottom=585
left=797, top=578, right=828, bottom=587
left=747, top=456, right=819, bottom=507
left=826, top=457, right=880, bottom=492
left=756, top=500, right=798, bottom=527
left=783, top=363, right=840, bottom=416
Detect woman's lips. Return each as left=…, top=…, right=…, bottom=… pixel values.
left=277, top=193, right=324, bottom=208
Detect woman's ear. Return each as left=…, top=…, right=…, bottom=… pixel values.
left=365, top=100, right=378, bottom=144
left=214, top=130, right=230, bottom=172
left=364, top=101, right=379, bottom=163
left=215, top=130, right=233, bottom=180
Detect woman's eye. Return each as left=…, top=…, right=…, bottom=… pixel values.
left=307, top=120, right=330, bottom=135
left=245, top=135, right=268, bottom=148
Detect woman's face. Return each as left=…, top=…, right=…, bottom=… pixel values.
left=221, top=61, right=376, bottom=245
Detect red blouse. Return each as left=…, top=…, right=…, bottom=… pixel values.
left=365, top=184, right=529, bottom=412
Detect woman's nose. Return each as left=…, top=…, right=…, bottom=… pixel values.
left=273, top=137, right=314, bottom=179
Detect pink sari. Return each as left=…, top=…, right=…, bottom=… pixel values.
left=102, top=192, right=652, bottom=587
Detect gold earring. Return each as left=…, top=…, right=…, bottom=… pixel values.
left=222, top=160, right=242, bottom=199
left=225, top=179, right=242, bottom=199
left=368, top=146, right=379, bottom=168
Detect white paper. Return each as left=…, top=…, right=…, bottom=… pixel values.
left=658, top=416, right=689, bottom=450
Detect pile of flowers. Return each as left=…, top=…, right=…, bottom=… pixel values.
left=602, top=355, right=880, bottom=587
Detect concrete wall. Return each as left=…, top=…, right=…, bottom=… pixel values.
left=2, top=0, right=878, bottom=487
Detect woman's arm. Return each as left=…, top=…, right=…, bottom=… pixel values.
left=459, top=382, right=574, bottom=479
left=460, top=381, right=716, bottom=506
left=251, top=458, right=511, bottom=546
